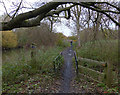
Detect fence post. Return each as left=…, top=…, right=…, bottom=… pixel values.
left=31, top=50, right=36, bottom=63
left=31, top=43, right=36, bottom=66
left=105, top=62, right=113, bottom=88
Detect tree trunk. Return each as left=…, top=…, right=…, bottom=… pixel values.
left=77, top=20, right=81, bottom=47
left=93, top=12, right=102, bottom=41
left=76, top=5, right=81, bottom=47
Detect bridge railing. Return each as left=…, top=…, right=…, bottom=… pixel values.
left=53, top=52, right=63, bottom=72
left=73, top=51, right=78, bottom=75
left=78, top=57, right=118, bottom=88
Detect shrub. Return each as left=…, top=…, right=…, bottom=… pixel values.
left=2, top=46, right=63, bottom=85
left=2, top=31, right=18, bottom=48
left=15, top=23, right=57, bottom=47
left=55, top=33, right=69, bottom=47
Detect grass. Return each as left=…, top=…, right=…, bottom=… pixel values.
left=77, top=40, right=118, bottom=64
left=2, top=46, right=64, bottom=93
left=75, top=39, right=119, bottom=92
left=73, top=40, right=118, bottom=73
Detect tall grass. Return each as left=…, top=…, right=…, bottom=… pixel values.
left=77, top=40, right=118, bottom=64
left=2, top=46, right=63, bottom=85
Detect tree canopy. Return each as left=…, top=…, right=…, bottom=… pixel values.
left=0, top=1, right=120, bottom=31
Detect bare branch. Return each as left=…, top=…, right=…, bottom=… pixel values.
left=2, top=1, right=12, bottom=18
left=1, top=2, right=65, bottom=30
left=73, top=2, right=120, bottom=27
left=46, top=4, right=75, bottom=17
left=12, top=0, right=23, bottom=19
left=1, top=2, right=120, bottom=31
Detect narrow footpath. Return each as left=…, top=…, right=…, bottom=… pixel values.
left=58, top=47, right=99, bottom=94
left=59, top=46, right=75, bottom=93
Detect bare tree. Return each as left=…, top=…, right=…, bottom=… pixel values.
left=71, top=5, right=81, bottom=47
left=0, top=2, right=119, bottom=31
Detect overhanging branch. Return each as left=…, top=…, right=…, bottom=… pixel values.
left=1, top=2, right=65, bottom=30
left=1, top=2, right=120, bottom=31
left=73, top=2, right=120, bottom=27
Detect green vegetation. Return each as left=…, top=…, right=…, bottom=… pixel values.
left=56, top=33, right=69, bottom=48
left=2, top=23, right=118, bottom=93
left=77, top=40, right=118, bottom=64
left=53, top=53, right=64, bottom=71
left=2, top=46, right=63, bottom=93
left=96, top=83, right=118, bottom=93
left=2, top=22, right=68, bottom=93
left=75, top=39, right=118, bottom=93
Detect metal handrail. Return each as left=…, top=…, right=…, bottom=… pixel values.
left=53, top=52, right=63, bottom=71
left=74, top=51, right=78, bottom=75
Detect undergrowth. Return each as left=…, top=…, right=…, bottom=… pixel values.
left=77, top=40, right=118, bottom=64
left=2, top=46, right=63, bottom=87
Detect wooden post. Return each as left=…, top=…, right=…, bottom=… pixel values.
left=31, top=49, right=36, bottom=63
left=31, top=43, right=36, bottom=68
left=31, top=51, right=34, bottom=58
left=105, top=62, right=113, bottom=88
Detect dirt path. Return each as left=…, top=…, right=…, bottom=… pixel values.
left=59, top=47, right=75, bottom=93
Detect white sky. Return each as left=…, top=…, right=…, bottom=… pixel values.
left=54, top=22, right=73, bottom=36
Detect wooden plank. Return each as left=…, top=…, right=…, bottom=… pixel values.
left=78, top=65, right=105, bottom=83
left=78, top=57, right=107, bottom=67
left=78, top=73, right=104, bottom=84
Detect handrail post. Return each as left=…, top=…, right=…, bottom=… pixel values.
left=53, top=52, right=63, bottom=72
left=74, top=51, right=78, bottom=75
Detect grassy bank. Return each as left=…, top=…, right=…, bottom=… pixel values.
left=74, top=40, right=119, bottom=93
left=2, top=46, right=63, bottom=93
left=77, top=40, right=118, bottom=64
